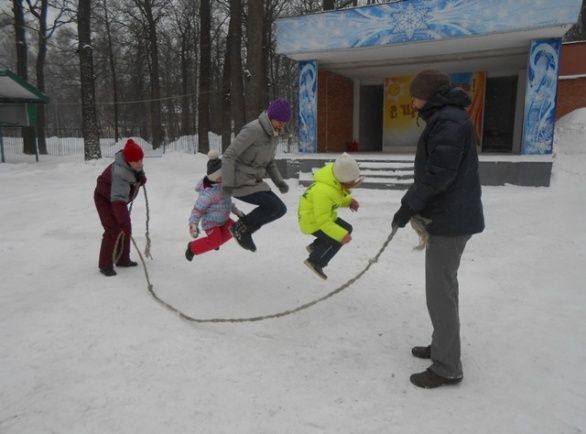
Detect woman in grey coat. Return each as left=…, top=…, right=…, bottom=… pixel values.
left=221, top=98, right=291, bottom=252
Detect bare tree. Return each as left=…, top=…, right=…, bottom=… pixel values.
left=323, top=0, right=358, bottom=10
left=245, top=0, right=267, bottom=121
left=25, top=0, right=70, bottom=154
left=228, top=0, right=245, bottom=132
left=129, top=0, right=168, bottom=149
left=78, top=0, right=100, bottom=160
left=221, top=25, right=231, bottom=151
left=12, top=0, right=27, bottom=77
left=6, top=0, right=379, bottom=150
left=198, top=0, right=211, bottom=154
left=12, top=0, right=36, bottom=155
left=101, top=0, right=120, bottom=142
left=168, top=0, right=197, bottom=137
left=178, top=7, right=196, bottom=136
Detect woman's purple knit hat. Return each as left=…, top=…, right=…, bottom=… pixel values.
left=266, top=98, right=292, bottom=122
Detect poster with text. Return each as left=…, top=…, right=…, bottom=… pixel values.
left=383, top=72, right=486, bottom=150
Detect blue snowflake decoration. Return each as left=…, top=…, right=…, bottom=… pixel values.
left=276, top=0, right=581, bottom=54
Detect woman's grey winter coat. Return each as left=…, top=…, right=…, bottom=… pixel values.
left=221, top=111, right=285, bottom=197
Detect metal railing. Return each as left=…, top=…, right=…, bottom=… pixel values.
left=0, top=130, right=298, bottom=159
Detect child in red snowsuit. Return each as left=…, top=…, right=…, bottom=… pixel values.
left=185, top=150, right=244, bottom=261
left=94, top=139, right=146, bottom=276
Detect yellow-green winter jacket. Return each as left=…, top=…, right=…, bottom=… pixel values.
left=298, top=163, right=353, bottom=242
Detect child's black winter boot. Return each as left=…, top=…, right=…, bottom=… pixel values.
left=304, top=259, right=327, bottom=280
left=185, top=242, right=195, bottom=261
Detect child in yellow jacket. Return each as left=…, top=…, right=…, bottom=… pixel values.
left=298, top=153, right=362, bottom=279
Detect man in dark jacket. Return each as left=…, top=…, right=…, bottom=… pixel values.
left=94, top=139, right=147, bottom=276
left=392, top=69, right=485, bottom=388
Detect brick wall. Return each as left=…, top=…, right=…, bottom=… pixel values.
left=559, top=41, right=586, bottom=76
left=556, top=42, right=586, bottom=120
left=557, top=77, right=586, bottom=120
left=317, top=70, right=353, bottom=152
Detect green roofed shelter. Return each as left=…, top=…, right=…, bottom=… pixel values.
left=0, top=69, right=50, bottom=162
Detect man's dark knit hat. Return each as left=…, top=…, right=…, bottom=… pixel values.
left=410, top=69, right=450, bottom=100
left=207, top=150, right=222, bottom=182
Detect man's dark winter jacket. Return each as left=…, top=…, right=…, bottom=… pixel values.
left=402, top=86, right=485, bottom=236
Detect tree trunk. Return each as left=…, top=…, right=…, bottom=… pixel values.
left=229, top=0, right=245, bottom=132
left=180, top=28, right=192, bottom=136
left=198, top=0, right=211, bottom=154
left=192, top=27, right=199, bottom=142
left=12, top=0, right=36, bottom=155
left=143, top=2, right=163, bottom=149
left=103, top=0, right=120, bottom=142
left=264, top=0, right=276, bottom=100
left=246, top=0, right=267, bottom=121
left=221, top=29, right=231, bottom=151
left=13, top=0, right=27, bottom=78
left=78, top=0, right=101, bottom=160
left=323, top=0, right=335, bottom=10
left=35, top=0, right=48, bottom=154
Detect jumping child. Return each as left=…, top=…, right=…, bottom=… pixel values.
left=298, top=153, right=362, bottom=280
left=185, top=150, right=244, bottom=261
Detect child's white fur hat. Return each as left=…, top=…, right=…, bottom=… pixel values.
left=333, top=152, right=360, bottom=183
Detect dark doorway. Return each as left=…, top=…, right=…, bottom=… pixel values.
left=359, top=85, right=383, bottom=151
left=482, top=76, right=518, bottom=153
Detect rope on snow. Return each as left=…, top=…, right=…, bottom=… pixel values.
left=132, top=220, right=399, bottom=324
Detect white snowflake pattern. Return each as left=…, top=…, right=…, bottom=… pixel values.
left=389, top=4, right=431, bottom=40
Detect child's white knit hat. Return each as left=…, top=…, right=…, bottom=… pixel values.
left=333, top=152, right=360, bottom=183
left=207, top=150, right=222, bottom=182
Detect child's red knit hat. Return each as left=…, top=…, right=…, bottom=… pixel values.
left=123, top=139, right=144, bottom=162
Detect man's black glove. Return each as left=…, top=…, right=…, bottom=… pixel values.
left=392, top=204, right=414, bottom=228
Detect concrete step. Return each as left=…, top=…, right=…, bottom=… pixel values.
left=297, top=158, right=414, bottom=190
left=298, top=171, right=412, bottom=190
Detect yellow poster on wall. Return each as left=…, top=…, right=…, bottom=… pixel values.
left=383, top=72, right=486, bottom=150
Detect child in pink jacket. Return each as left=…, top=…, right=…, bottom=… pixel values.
left=185, top=151, right=244, bottom=260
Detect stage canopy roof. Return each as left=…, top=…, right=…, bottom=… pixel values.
left=275, top=0, right=583, bottom=82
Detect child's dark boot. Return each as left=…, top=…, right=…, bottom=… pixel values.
left=304, top=259, right=327, bottom=280
left=185, top=242, right=195, bottom=261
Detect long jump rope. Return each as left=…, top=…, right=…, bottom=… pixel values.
left=114, top=186, right=399, bottom=324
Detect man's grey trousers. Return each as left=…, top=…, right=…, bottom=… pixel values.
left=426, top=234, right=471, bottom=379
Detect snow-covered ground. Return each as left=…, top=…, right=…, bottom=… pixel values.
left=1, top=109, right=585, bottom=433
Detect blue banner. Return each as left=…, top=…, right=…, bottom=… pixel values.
left=522, top=39, right=561, bottom=155
left=298, top=61, right=317, bottom=153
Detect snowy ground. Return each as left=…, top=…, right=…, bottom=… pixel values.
left=1, top=110, right=586, bottom=433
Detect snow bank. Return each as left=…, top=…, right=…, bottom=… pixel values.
left=554, top=107, right=586, bottom=155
